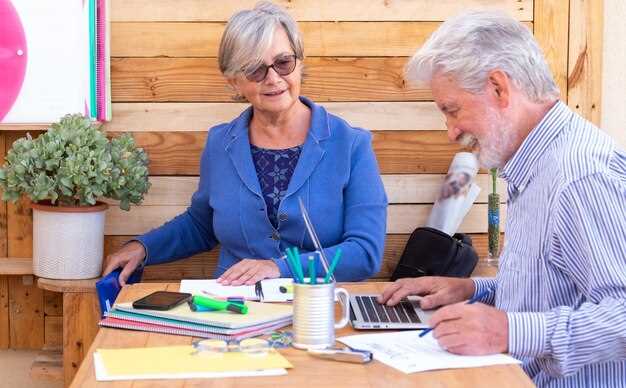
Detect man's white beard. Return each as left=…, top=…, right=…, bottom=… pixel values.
left=459, top=109, right=514, bottom=169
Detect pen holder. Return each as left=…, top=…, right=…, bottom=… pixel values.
left=292, top=280, right=350, bottom=350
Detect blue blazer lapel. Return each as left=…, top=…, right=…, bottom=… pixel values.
left=225, top=107, right=262, bottom=196
left=224, top=97, right=330, bottom=198
left=285, top=97, right=331, bottom=197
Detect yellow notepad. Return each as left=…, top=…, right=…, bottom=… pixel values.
left=97, top=346, right=293, bottom=377
left=115, top=300, right=293, bottom=329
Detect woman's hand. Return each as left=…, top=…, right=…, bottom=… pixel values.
left=101, top=241, right=146, bottom=286
left=217, top=259, right=280, bottom=286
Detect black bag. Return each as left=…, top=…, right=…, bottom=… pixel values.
left=390, top=227, right=479, bottom=281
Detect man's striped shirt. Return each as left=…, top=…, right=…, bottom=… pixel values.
left=474, top=101, right=626, bottom=387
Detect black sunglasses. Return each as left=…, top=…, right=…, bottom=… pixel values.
left=245, top=55, right=297, bottom=82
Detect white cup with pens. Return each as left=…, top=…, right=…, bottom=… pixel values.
left=284, top=246, right=349, bottom=350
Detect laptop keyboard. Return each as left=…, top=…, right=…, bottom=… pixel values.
left=355, top=295, right=421, bottom=324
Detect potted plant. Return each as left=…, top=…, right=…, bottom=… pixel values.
left=0, top=113, right=150, bottom=279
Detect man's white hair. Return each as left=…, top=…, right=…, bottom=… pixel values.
left=406, top=11, right=559, bottom=103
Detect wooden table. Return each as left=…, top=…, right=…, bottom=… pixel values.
left=70, top=282, right=535, bottom=387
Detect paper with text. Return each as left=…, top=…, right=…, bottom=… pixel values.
left=338, top=330, right=520, bottom=374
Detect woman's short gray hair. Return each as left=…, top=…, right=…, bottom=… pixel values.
left=406, top=11, right=560, bottom=103
left=219, top=1, right=304, bottom=78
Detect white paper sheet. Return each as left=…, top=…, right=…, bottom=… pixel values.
left=338, top=330, right=520, bottom=374
left=94, top=352, right=286, bottom=381
left=180, top=278, right=293, bottom=302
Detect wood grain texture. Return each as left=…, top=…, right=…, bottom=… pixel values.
left=6, top=133, right=36, bottom=258
left=44, top=315, right=63, bottom=348
left=112, top=21, right=534, bottom=58
left=567, top=0, right=603, bottom=125
left=38, top=278, right=97, bottom=294
left=110, top=57, right=429, bottom=102
left=103, top=101, right=446, bottom=132
left=110, top=0, right=533, bottom=22
left=111, top=130, right=465, bottom=175
left=44, top=290, right=63, bottom=316
left=69, top=283, right=534, bottom=388
left=102, top=174, right=506, bottom=208
left=0, top=258, right=33, bottom=274
left=2, top=101, right=446, bottom=133
left=63, top=292, right=100, bottom=388
left=534, top=0, right=570, bottom=98
left=103, top=203, right=505, bottom=235
left=30, top=348, right=63, bottom=382
left=8, top=275, right=44, bottom=349
left=112, top=21, right=439, bottom=57
left=0, top=276, right=7, bottom=348
left=0, top=124, right=50, bottom=132
left=5, top=134, right=44, bottom=349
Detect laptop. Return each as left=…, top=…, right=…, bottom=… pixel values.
left=348, top=294, right=433, bottom=330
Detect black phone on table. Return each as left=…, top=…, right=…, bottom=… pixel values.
left=132, top=291, right=192, bottom=310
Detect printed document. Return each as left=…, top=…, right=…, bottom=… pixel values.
left=338, top=330, right=520, bottom=374
left=180, top=278, right=293, bottom=302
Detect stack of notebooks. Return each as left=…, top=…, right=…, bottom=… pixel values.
left=100, top=301, right=293, bottom=341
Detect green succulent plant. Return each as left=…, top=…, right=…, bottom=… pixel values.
left=0, top=113, right=151, bottom=211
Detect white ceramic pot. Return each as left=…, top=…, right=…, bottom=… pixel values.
left=31, top=201, right=108, bottom=279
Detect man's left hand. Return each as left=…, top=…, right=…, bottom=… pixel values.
left=429, top=302, right=509, bottom=355
left=217, top=259, right=280, bottom=286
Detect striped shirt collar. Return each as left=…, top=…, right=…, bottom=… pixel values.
left=500, top=100, right=571, bottom=194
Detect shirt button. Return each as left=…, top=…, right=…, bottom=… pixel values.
left=278, top=213, right=288, bottom=222
left=271, top=232, right=280, bottom=240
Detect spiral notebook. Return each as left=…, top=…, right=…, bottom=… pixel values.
left=103, top=309, right=291, bottom=334
left=99, top=316, right=290, bottom=341
left=114, top=300, right=293, bottom=329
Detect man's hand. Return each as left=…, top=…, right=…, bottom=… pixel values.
left=217, top=259, right=280, bottom=286
left=101, top=241, right=146, bottom=286
left=377, top=276, right=475, bottom=309
left=429, top=302, right=509, bottom=355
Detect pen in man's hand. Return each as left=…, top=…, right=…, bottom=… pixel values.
left=418, top=287, right=493, bottom=338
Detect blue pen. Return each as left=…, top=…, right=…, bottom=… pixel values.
left=418, top=288, right=493, bottom=338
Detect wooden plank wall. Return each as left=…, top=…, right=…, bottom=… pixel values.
left=0, top=0, right=603, bottom=349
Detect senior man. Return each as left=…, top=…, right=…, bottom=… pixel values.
left=379, top=11, right=626, bottom=387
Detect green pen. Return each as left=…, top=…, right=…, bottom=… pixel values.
left=308, top=255, right=317, bottom=284
left=192, top=295, right=248, bottom=314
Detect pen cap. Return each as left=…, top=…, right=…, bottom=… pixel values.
left=226, top=302, right=248, bottom=314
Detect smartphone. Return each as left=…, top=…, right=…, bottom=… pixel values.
left=132, top=291, right=192, bottom=311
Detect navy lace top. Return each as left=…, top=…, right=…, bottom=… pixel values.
left=250, top=143, right=303, bottom=228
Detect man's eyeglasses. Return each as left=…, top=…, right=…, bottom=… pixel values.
left=245, top=55, right=297, bottom=82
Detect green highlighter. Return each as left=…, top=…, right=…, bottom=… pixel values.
left=192, top=295, right=248, bottom=314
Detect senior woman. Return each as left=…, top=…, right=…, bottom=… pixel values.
left=103, top=2, right=387, bottom=286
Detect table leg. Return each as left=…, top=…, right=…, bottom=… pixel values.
left=63, top=292, right=100, bottom=388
